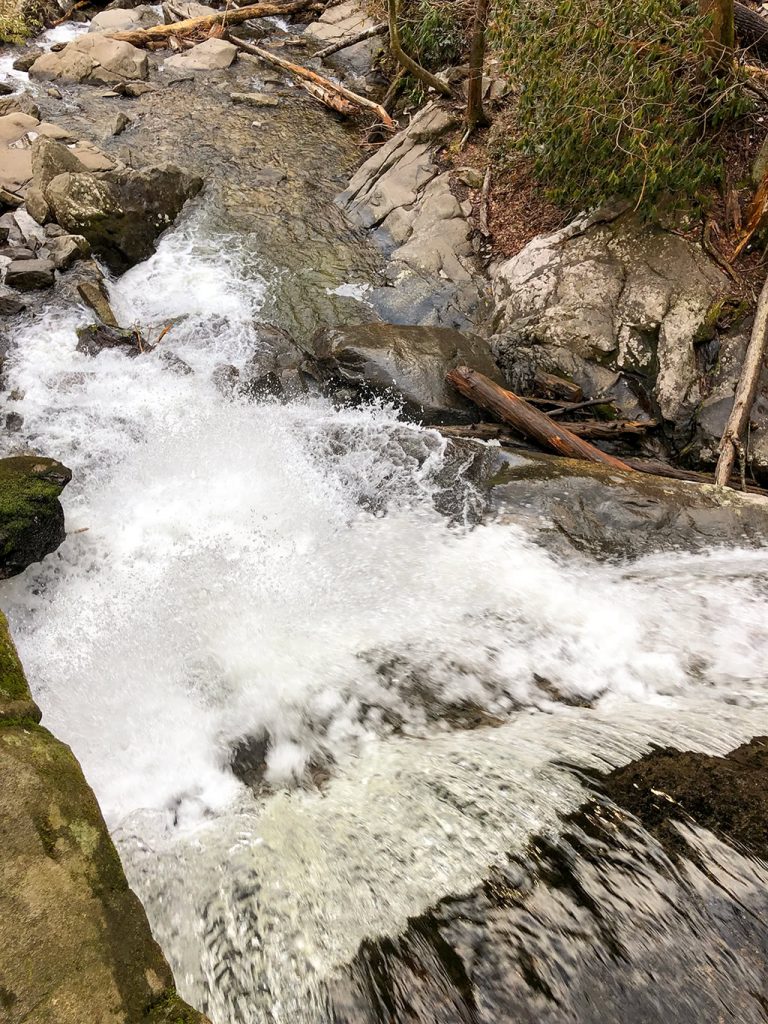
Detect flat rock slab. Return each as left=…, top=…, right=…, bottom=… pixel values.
left=164, top=38, right=238, bottom=71
left=231, top=91, right=279, bottom=107
left=29, top=35, right=149, bottom=86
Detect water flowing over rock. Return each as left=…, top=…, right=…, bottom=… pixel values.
left=302, top=323, right=504, bottom=423
left=45, top=163, right=203, bottom=270
left=0, top=455, right=71, bottom=579
left=0, top=611, right=210, bottom=1024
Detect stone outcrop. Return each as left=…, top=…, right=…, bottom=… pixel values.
left=338, top=103, right=484, bottom=325
left=29, top=34, right=149, bottom=86
left=0, top=455, right=71, bottom=579
left=490, top=210, right=729, bottom=446
left=44, top=163, right=203, bottom=270
left=0, top=611, right=211, bottom=1024
left=302, top=323, right=504, bottom=423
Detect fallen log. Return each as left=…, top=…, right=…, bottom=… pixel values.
left=445, top=366, right=634, bottom=471
left=735, top=0, right=768, bottom=58
left=314, top=22, right=388, bottom=60
left=107, top=0, right=318, bottom=45
left=229, top=33, right=395, bottom=127
left=300, top=79, right=356, bottom=116
left=714, top=272, right=768, bottom=487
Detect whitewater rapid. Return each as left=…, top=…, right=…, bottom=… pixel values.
left=3, top=208, right=768, bottom=1020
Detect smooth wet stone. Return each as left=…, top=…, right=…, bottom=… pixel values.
left=76, top=323, right=141, bottom=356
left=45, top=163, right=203, bottom=270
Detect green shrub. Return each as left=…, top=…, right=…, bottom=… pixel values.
left=399, top=0, right=469, bottom=70
left=492, top=0, right=749, bottom=209
left=0, top=0, right=37, bottom=42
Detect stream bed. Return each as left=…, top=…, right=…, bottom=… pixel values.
left=2, top=29, right=768, bottom=1024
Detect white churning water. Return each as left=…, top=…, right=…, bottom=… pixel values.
left=2, top=211, right=768, bottom=1021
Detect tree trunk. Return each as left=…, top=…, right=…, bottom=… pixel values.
left=465, top=0, right=490, bottom=134
left=386, top=0, right=452, bottom=97
left=714, top=272, right=768, bottom=487
left=700, top=0, right=735, bottom=49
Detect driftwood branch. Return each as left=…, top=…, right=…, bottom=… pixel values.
left=386, top=0, right=452, bottom=97
left=314, top=22, right=388, bottom=59
left=229, top=33, right=394, bottom=126
left=714, top=273, right=768, bottom=486
left=108, top=0, right=317, bottom=45
left=446, top=366, right=634, bottom=471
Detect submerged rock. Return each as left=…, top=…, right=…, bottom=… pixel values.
left=0, top=612, right=211, bottom=1024
left=302, top=323, right=504, bottom=423
left=0, top=455, right=71, bottom=579
left=45, top=163, right=203, bottom=270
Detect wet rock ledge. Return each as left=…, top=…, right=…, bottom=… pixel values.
left=0, top=610, right=210, bottom=1024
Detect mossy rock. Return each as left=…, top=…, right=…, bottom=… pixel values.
left=0, top=627, right=210, bottom=1024
left=0, top=455, right=72, bottom=580
left=0, top=610, right=40, bottom=723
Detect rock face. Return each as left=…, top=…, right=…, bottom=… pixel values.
left=302, top=323, right=504, bottom=423
left=338, top=103, right=484, bottom=326
left=0, top=612, right=211, bottom=1024
left=0, top=455, right=71, bottom=579
left=164, top=38, right=238, bottom=71
left=490, top=211, right=729, bottom=445
left=45, top=163, right=203, bottom=270
left=29, top=34, right=149, bottom=86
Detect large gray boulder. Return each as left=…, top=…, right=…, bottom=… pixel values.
left=491, top=211, right=729, bottom=441
left=29, top=34, right=149, bottom=86
left=0, top=455, right=71, bottom=579
left=302, top=323, right=504, bottom=423
left=44, top=163, right=203, bottom=270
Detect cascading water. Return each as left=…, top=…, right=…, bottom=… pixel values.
left=2, top=110, right=768, bottom=1024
